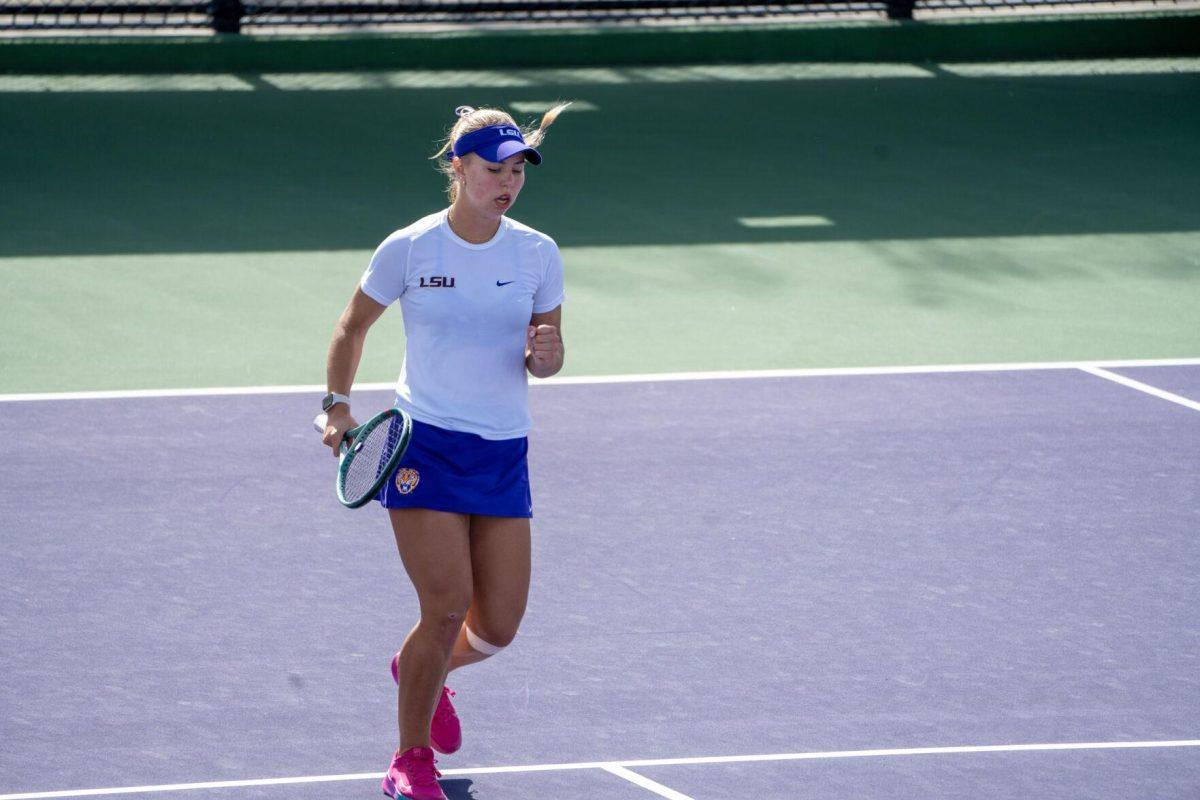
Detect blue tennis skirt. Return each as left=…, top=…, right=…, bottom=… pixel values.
left=376, top=418, right=532, bottom=518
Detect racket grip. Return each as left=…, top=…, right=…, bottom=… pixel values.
left=315, top=413, right=358, bottom=446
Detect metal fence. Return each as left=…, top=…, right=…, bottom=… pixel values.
left=1, top=0, right=1191, bottom=33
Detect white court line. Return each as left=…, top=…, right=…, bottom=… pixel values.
left=737, top=215, right=834, bottom=228
left=510, top=100, right=599, bottom=113
left=0, top=773, right=385, bottom=800
left=0, top=383, right=367, bottom=404
left=2, top=357, right=1200, bottom=404
left=2, top=740, right=1198, bottom=800
left=603, top=765, right=695, bottom=800
left=1079, top=366, right=1200, bottom=413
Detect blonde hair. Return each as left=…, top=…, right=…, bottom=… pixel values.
left=432, top=102, right=571, bottom=204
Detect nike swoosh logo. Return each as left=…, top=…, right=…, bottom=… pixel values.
left=496, top=280, right=515, bottom=286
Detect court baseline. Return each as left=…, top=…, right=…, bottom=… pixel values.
left=1, top=740, right=1197, bottom=800
left=1, top=357, right=1198, bottom=405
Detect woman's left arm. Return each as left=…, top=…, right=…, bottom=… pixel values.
left=526, top=305, right=564, bottom=379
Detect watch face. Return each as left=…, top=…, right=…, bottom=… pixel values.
left=322, top=394, right=335, bottom=412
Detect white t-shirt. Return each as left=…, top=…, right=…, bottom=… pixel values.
left=359, top=209, right=565, bottom=440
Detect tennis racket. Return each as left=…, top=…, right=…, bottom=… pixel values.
left=314, top=408, right=413, bottom=509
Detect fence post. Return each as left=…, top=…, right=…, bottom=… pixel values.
left=210, top=0, right=245, bottom=33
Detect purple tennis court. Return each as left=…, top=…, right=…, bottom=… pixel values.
left=1, top=364, right=1197, bottom=799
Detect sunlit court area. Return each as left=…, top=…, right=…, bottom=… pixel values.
left=2, top=1, right=1199, bottom=798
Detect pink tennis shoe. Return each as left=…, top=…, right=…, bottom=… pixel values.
left=391, top=652, right=462, bottom=755
left=381, top=746, right=445, bottom=800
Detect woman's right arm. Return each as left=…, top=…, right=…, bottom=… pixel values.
left=322, top=287, right=389, bottom=455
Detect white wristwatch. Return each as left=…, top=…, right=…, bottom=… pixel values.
left=321, top=392, right=351, bottom=412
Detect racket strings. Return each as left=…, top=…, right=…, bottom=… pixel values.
left=342, top=414, right=406, bottom=502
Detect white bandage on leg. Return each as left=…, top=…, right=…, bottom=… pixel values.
left=465, top=625, right=505, bottom=656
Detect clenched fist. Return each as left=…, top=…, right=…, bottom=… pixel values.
left=526, top=324, right=564, bottom=378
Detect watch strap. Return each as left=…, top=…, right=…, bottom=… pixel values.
left=323, top=392, right=351, bottom=411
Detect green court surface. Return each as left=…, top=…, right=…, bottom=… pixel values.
left=1, top=60, right=1198, bottom=392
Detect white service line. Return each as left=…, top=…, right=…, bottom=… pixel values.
left=2, top=740, right=1199, bottom=800
left=1079, top=366, right=1200, bottom=413
left=602, top=765, right=695, bottom=800
left=3, top=357, right=1200, bottom=404
left=737, top=215, right=834, bottom=228
left=606, top=738, right=1200, bottom=769
left=535, top=358, right=1200, bottom=386
left=510, top=100, right=599, bottom=113
left=0, top=383, right=389, bottom=403
left=0, top=772, right=383, bottom=800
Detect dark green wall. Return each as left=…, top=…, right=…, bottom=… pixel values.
left=2, top=13, right=1199, bottom=74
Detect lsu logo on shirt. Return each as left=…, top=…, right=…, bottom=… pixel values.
left=395, top=468, right=420, bottom=495
left=419, top=276, right=456, bottom=288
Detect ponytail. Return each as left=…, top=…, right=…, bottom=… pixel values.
left=523, top=102, right=572, bottom=148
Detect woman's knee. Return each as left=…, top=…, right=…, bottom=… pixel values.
left=422, top=595, right=472, bottom=625
left=418, top=586, right=473, bottom=634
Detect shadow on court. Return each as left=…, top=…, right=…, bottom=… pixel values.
left=442, top=778, right=475, bottom=799
left=1, top=68, right=1198, bottom=257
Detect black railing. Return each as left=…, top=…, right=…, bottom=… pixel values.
left=0, top=0, right=1188, bottom=33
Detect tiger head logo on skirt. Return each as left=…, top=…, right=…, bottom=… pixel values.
left=395, top=468, right=420, bottom=495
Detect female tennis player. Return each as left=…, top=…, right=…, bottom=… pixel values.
left=321, top=104, right=568, bottom=800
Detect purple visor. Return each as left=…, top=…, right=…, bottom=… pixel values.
left=448, top=124, right=542, bottom=165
